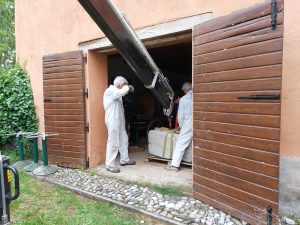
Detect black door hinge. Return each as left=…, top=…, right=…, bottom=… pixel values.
left=84, top=88, right=88, bottom=99
left=86, top=157, right=89, bottom=168
left=85, top=122, right=89, bottom=132
left=271, top=0, right=277, bottom=31
left=83, top=56, right=87, bottom=63
left=267, top=206, right=272, bottom=225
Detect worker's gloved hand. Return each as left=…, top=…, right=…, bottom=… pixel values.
left=128, top=85, right=134, bottom=93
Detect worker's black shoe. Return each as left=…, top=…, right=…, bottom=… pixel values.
left=120, top=160, right=136, bottom=166
left=106, top=167, right=120, bottom=173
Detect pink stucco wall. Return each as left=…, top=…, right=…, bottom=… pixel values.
left=280, top=0, right=300, bottom=157
left=86, top=52, right=108, bottom=166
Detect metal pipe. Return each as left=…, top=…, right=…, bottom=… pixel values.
left=0, top=152, right=8, bottom=223
left=107, top=0, right=174, bottom=96
left=78, top=0, right=174, bottom=116
left=106, top=0, right=174, bottom=103
left=16, top=135, right=24, bottom=161
left=41, top=134, right=48, bottom=166
left=116, top=12, right=160, bottom=78
left=33, top=137, right=39, bottom=164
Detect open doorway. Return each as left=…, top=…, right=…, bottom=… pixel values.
left=93, top=42, right=193, bottom=189
left=109, top=43, right=192, bottom=146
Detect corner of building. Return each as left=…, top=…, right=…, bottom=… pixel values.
left=279, top=0, right=300, bottom=219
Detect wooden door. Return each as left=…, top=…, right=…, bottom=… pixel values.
left=43, top=50, right=87, bottom=168
left=193, top=1, right=283, bottom=224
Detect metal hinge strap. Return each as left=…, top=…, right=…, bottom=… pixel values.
left=238, top=94, right=280, bottom=100
left=86, top=157, right=89, bottom=168
left=267, top=206, right=272, bottom=225
left=271, top=0, right=277, bottom=31
left=84, top=88, right=88, bottom=99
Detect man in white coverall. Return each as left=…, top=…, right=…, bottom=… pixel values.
left=166, top=82, right=192, bottom=172
left=103, top=76, right=136, bottom=173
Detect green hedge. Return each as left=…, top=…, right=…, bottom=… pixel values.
left=0, top=64, right=38, bottom=145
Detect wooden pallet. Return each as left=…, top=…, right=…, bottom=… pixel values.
left=128, top=146, right=145, bottom=153
left=144, top=155, right=192, bottom=167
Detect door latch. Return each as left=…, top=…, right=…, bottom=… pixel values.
left=43, top=98, right=52, bottom=102
left=84, top=88, right=88, bottom=99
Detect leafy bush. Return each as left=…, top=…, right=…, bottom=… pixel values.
left=0, top=64, right=38, bottom=145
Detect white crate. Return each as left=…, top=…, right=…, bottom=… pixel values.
left=148, top=128, right=192, bottom=163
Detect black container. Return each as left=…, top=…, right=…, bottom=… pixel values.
left=0, top=156, right=19, bottom=225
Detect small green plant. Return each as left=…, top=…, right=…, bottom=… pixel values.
left=124, top=180, right=137, bottom=186
left=89, top=171, right=98, bottom=176
left=153, top=185, right=185, bottom=196
left=123, top=179, right=187, bottom=196
left=198, top=204, right=207, bottom=211
left=0, top=64, right=38, bottom=146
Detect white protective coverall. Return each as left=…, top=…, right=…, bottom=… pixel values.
left=171, top=90, right=192, bottom=168
left=103, top=85, right=130, bottom=168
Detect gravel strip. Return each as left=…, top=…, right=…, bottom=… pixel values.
left=32, top=167, right=249, bottom=225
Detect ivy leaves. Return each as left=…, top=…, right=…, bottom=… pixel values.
left=0, top=65, right=38, bottom=145
left=0, top=0, right=15, bottom=71
left=0, top=1, right=32, bottom=145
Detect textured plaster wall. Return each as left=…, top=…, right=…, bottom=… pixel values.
left=279, top=0, right=300, bottom=218
left=86, top=52, right=108, bottom=167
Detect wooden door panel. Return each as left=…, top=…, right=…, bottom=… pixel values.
left=194, top=65, right=282, bottom=83
left=193, top=138, right=279, bottom=166
left=194, top=11, right=283, bottom=46
left=194, top=102, right=280, bottom=115
left=43, top=50, right=87, bottom=168
left=193, top=1, right=283, bottom=224
left=194, top=90, right=281, bottom=103
left=193, top=157, right=278, bottom=190
left=194, top=120, right=280, bottom=140
left=194, top=111, right=281, bottom=128
left=194, top=25, right=283, bottom=56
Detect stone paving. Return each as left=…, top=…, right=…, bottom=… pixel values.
left=37, top=167, right=249, bottom=225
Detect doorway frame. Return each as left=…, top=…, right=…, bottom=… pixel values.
left=82, top=13, right=213, bottom=167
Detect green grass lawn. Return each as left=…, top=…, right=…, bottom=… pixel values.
left=0, top=148, right=167, bottom=224
left=10, top=171, right=165, bottom=225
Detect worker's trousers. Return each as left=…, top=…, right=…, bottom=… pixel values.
left=171, top=119, right=192, bottom=168
left=105, top=119, right=130, bottom=168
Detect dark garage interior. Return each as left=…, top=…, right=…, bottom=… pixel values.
left=107, top=42, right=192, bottom=147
